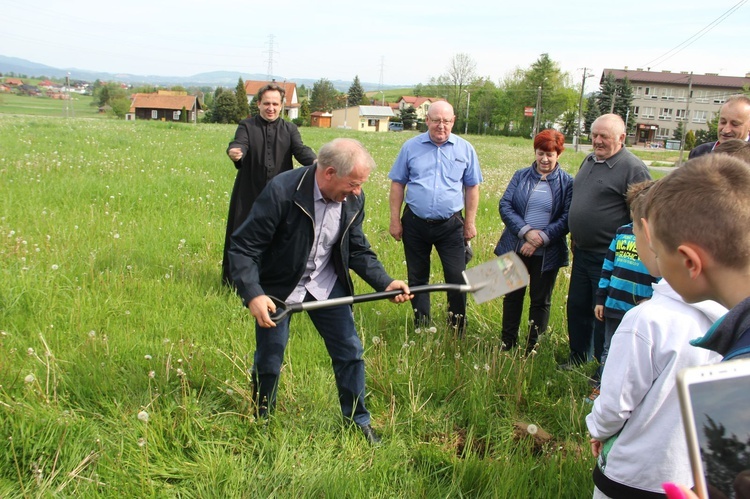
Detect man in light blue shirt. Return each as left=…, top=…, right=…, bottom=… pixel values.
left=388, top=101, right=483, bottom=334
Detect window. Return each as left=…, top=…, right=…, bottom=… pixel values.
left=695, top=90, right=709, bottom=103
left=713, top=92, right=727, bottom=104
left=642, top=107, right=655, bottom=119
left=693, top=110, right=707, bottom=123
left=173, top=110, right=181, bottom=120
left=367, top=119, right=378, bottom=127
left=644, top=87, right=652, bottom=96
left=151, top=110, right=158, bottom=119
left=675, top=109, right=689, bottom=121
left=676, top=89, right=687, bottom=102
left=658, top=127, right=670, bottom=138
left=635, top=86, right=643, bottom=97
left=661, top=88, right=675, bottom=100
left=658, top=108, right=673, bottom=120
left=649, top=87, right=659, bottom=99
left=632, top=106, right=640, bottom=117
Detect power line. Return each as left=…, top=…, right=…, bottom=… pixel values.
left=642, top=0, right=747, bottom=69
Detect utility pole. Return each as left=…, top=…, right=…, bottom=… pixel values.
left=464, top=90, right=471, bottom=135
left=678, top=73, right=693, bottom=167
left=532, top=86, right=542, bottom=137
left=575, top=68, right=592, bottom=152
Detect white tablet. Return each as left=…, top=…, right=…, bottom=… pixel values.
left=677, top=359, right=750, bottom=499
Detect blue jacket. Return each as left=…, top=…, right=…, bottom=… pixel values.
left=229, top=164, right=394, bottom=306
left=494, top=163, right=573, bottom=273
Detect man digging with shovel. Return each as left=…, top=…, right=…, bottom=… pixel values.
left=229, top=138, right=412, bottom=444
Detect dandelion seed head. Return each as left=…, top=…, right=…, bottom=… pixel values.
left=454, top=352, right=461, bottom=359
left=51, top=264, right=59, bottom=270
left=372, top=336, right=381, bottom=345
left=527, top=424, right=538, bottom=435
left=428, top=327, right=437, bottom=333
left=88, top=330, right=96, bottom=338
left=226, top=389, right=234, bottom=396
left=137, top=438, right=147, bottom=448
left=24, top=374, right=35, bottom=384
left=144, top=354, right=152, bottom=360
left=137, top=410, right=149, bottom=423
left=148, top=370, right=155, bottom=378
left=27, top=348, right=34, bottom=356
left=415, top=328, right=421, bottom=334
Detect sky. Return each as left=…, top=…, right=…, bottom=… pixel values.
left=2, top=0, right=748, bottom=93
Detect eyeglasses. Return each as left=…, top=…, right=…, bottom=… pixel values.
left=428, top=118, right=453, bottom=126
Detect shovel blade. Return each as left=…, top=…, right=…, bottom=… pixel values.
left=462, top=252, right=530, bottom=304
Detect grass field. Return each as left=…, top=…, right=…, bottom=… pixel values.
left=0, top=93, right=104, bottom=118
left=0, top=115, right=670, bottom=497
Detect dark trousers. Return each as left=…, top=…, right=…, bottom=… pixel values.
left=501, top=254, right=559, bottom=350
left=566, top=247, right=606, bottom=364
left=251, top=281, right=370, bottom=425
left=401, top=206, right=467, bottom=331
left=595, top=316, right=623, bottom=380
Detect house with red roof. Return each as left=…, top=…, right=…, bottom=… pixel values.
left=127, top=90, right=201, bottom=122
left=396, top=96, right=445, bottom=120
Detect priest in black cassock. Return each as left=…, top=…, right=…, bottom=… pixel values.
left=222, top=83, right=316, bottom=287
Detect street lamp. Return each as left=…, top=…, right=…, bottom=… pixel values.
left=463, top=89, right=471, bottom=135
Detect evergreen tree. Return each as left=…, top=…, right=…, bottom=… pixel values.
left=401, top=106, right=418, bottom=130
left=597, top=72, right=618, bottom=115
left=347, top=75, right=366, bottom=106
left=685, top=130, right=696, bottom=150
left=584, top=94, right=601, bottom=134
left=235, top=78, right=250, bottom=121
left=212, top=91, right=240, bottom=124
left=695, top=113, right=719, bottom=145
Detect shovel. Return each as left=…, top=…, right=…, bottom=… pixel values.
left=268, top=251, right=530, bottom=322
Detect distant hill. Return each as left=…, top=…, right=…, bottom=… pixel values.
left=0, top=55, right=409, bottom=92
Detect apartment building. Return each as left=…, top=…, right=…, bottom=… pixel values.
left=602, top=68, right=750, bottom=145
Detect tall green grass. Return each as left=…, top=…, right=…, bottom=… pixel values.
left=1, top=116, right=604, bottom=497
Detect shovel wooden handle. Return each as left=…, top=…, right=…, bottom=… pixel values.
left=268, top=283, right=472, bottom=322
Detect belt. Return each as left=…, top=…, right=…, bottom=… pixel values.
left=422, top=216, right=451, bottom=224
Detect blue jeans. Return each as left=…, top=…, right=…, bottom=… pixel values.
left=566, top=247, right=606, bottom=364
left=251, top=281, right=370, bottom=425
left=401, top=206, right=467, bottom=331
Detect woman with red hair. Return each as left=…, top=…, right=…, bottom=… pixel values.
left=494, top=129, right=573, bottom=353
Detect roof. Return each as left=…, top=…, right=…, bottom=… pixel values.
left=129, top=93, right=200, bottom=112
left=359, top=105, right=394, bottom=117
left=243, top=80, right=298, bottom=107
left=310, top=111, right=332, bottom=117
left=398, top=96, right=444, bottom=107
left=602, top=68, right=750, bottom=89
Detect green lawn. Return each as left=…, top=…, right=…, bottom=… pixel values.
left=0, top=117, right=634, bottom=497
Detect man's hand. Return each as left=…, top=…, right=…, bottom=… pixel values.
left=389, top=220, right=403, bottom=242
left=249, top=295, right=277, bottom=328
left=594, top=305, right=605, bottom=321
left=227, top=147, right=243, bottom=162
left=385, top=280, right=412, bottom=303
left=463, top=221, right=477, bottom=241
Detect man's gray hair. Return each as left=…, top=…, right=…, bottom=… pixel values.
left=317, top=138, right=375, bottom=177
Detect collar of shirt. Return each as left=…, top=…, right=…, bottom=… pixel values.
left=420, top=132, right=456, bottom=147
left=589, top=147, right=626, bottom=169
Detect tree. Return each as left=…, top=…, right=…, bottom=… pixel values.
left=695, top=113, right=719, bottom=145
left=347, top=75, right=366, bottom=106
left=412, top=83, right=424, bottom=97
left=93, top=81, right=127, bottom=108
left=211, top=91, right=240, bottom=124
left=560, top=109, right=578, bottom=139
left=584, top=94, right=601, bottom=134
left=673, top=122, right=685, bottom=140
left=299, top=98, right=311, bottom=126
left=685, top=129, right=696, bottom=151
left=444, top=53, right=477, bottom=129
left=401, top=105, right=418, bottom=130
left=310, top=78, right=339, bottom=112
left=180, top=106, right=188, bottom=123
left=110, top=97, right=131, bottom=119
left=235, top=77, right=250, bottom=121
left=597, top=72, right=635, bottom=132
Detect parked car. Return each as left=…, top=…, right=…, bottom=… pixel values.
left=388, top=122, right=404, bottom=132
